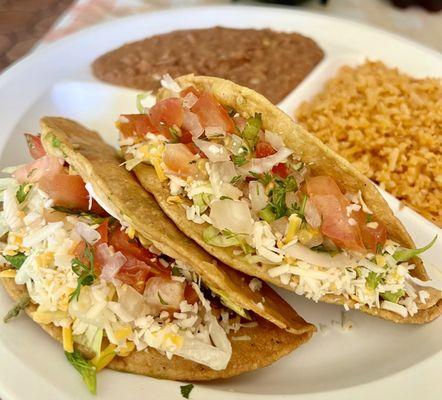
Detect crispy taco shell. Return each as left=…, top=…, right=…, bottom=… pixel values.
left=0, top=116, right=314, bottom=380
left=1, top=266, right=308, bottom=380
left=126, top=75, right=442, bottom=324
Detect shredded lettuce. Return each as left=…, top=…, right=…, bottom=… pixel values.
left=381, top=289, right=405, bottom=303
left=65, top=349, right=97, bottom=394
left=366, top=271, right=382, bottom=290
left=4, top=252, right=27, bottom=269
left=242, top=113, right=262, bottom=150
left=393, top=236, right=437, bottom=262
left=74, top=326, right=103, bottom=358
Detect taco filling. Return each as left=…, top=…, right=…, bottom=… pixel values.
left=0, top=134, right=271, bottom=393
left=119, top=77, right=436, bottom=320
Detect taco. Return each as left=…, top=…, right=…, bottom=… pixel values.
left=0, top=117, right=314, bottom=394
left=117, top=74, right=442, bottom=324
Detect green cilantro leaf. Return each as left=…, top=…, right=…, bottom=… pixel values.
left=232, top=147, right=249, bottom=166
left=158, top=292, right=169, bottom=305
left=69, top=245, right=96, bottom=302
left=3, top=294, right=30, bottom=323
left=65, top=349, right=97, bottom=394
left=180, top=384, right=194, bottom=399
left=4, top=252, right=27, bottom=269
left=16, top=183, right=32, bottom=203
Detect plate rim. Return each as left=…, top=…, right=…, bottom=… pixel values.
left=0, top=5, right=441, bottom=400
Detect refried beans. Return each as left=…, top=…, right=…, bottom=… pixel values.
left=92, top=27, right=324, bottom=104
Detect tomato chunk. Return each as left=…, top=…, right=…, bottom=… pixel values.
left=117, top=114, right=162, bottom=139
left=109, top=228, right=170, bottom=276
left=306, top=176, right=365, bottom=252
left=191, top=92, right=235, bottom=133
left=163, top=143, right=198, bottom=177
left=255, top=141, right=276, bottom=158
left=117, top=255, right=153, bottom=293
left=352, top=210, right=387, bottom=252
left=272, top=163, right=289, bottom=178
left=150, top=98, right=184, bottom=129
left=184, top=283, right=199, bottom=305
left=180, top=86, right=201, bottom=98
left=38, top=174, right=89, bottom=209
left=13, top=155, right=64, bottom=183
left=25, top=134, right=46, bottom=159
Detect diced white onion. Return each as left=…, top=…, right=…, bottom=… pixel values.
left=209, top=199, right=254, bottom=234
left=264, top=130, right=285, bottom=150
left=75, top=222, right=101, bottom=245
left=22, top=222, right=63, bottom=247
left=193, top=139, right=230, bottom=162
left=204, top=126, right=227, bottom=138
left=381, top=301, right=408, bottom=318
left=160, top=73, right=181, bottom=94
left=304, top=199, right=322, bottom=229
left=248, top=181, right=267, bottom=212
left=243, top=147, right=293, bottom=174
left=183, top=92, right=198, bottom=108
left=182, top=109, right=203, bottom=138
left=97, top=243, right=127, bottom=281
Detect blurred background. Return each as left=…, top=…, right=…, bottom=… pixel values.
left=0, top=0, right=441, bottom=72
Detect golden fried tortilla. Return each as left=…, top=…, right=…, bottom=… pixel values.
left=0, top=265, right=311, bottom=381
left=2, top=116, right=315, bottom=380
left=125, top=74, right=442, bottom=324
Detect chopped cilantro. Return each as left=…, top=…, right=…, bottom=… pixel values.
left=366, top=271, right=382, bottom=291
left=366, top=214, right=374, bottom=223
left=3, top=294, right=30, bottom=323
left=220, top=195, right=232, bottom=200
left=230, top=175, right=242, bottom=185
left=4, top=252, right=27, bottom=269
left=180, top=384, right=194, bottom=399
left=69, top=245, right=96, bottom=302
left=250, top=171, right=272, bottom=186
left=171, top=266, right=182, bottom=277
left=232, top=147, right=249, bottom=166
left=381, top=289, right=405, bottom=303
left=264, top=175, right=298, bottom=220
left=157, top=292, right=168, bottom=305
left=16, top=183, right=32, bottom=203
left=225, top=105, right=237, bottom=117
left=51, top=136, right=61, bottom=149
left=51, top=206, right=107, bottom=224
left=311, top=245, right=341, bottom=257
left=168, top=126, right=180, bottom=143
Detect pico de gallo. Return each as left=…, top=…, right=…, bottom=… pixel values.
left=0, top=133, right=254, bottom=393
left=119, top=75, right=437, bottom=319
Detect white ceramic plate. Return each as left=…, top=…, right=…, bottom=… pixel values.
left=0, top=5, right=441, bottom=400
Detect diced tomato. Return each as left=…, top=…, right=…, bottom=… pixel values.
left=184, top=283, right=198, bottom=305
left=25, top=134, right=46, bottom=159
left=306, top=176, right=366, bottom=253
left=352, top=210, right=387, bottom=252
left=255, top=141, right=276, bottom=158
left=150, top=98, right=184, bottom=129
left=13, top=155, right=64, bottom=183
left=191, top=92, right=235, bottom=133
left=94, top=219, right=109, bottom=247
left=117, top=114, right=166, bottom=139
left=163, top=143, right=198, bottom=177
left=180, top=86, right=201, bottom=98
left=109, top=228, right=170, bottom=276
left=272, top=163, right=289, bottom=178
left=180, top=129, right=193, bottom=144
left=117, top=255, right=154, bottom=293
left=38, top=174, right=89, bottom=209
